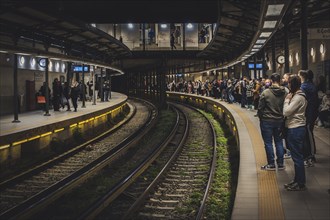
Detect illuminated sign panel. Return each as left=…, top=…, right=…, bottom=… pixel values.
left=72, top=65, right=90, bottom=72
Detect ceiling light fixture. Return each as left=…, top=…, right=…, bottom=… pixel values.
left=160, top=24, right=167, bottom=28
left=256, top=39, right=267, bottom=44
left=320, top=43, right=325, bottom=54
left=310, top=47, right=315, bottom=57
left=263, top=20, right=277, bottom=29
left=259, top=32, right=272, bottom=37
left=265, top=4, right=284, bottom=16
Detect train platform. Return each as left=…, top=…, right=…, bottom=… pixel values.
left=224, top=101, right=330, bottom=220
left=0, top=92, right=127, bottom=147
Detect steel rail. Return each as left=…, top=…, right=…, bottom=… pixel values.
left=121, top=104, right=189, bottom=220
left=79, top=103, right=186, bottom=220
left=0, top=100, right=158, bottom=220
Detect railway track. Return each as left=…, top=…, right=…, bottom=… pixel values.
left=133, top=103, right=217, bottom=219
left=81, top=103, right=189, bottom=219
left=0, top=99, right=157, bottom=219
left=79, top=102, right=217, bottom=219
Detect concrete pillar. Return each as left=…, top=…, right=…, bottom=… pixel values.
left=12, top=54, right=20, bottom=122
left=300, top=0, right=308, bottom=70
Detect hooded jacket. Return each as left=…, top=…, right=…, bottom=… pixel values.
left=283, top=90, right=307, bottom=128
left=301, top=81, right=318, bottom=124
left=258, top=85, right=286, bottom=121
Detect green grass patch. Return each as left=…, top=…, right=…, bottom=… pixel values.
left=199, top=110, right=239, bottom=220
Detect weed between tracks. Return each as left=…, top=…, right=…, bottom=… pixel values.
left=200, top=110, right=239, bottom=220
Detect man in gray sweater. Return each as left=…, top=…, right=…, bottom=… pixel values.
left=258, top=73, right=287, bottom=170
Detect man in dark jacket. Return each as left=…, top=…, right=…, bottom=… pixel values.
left=299, top=70, right=318, bottom=166
left=258, top=73, right=287, bottom=171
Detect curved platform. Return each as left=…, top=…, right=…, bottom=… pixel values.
left=0, top=92, right=128, bottom=165
left=167, top=92, right=329, bottom=220
left=0, top=92, right=127, bottom=143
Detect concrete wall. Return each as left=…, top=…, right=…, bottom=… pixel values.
left=0, top=54, right=67, bottom=115
left=266, top=38, right=330, bottom=89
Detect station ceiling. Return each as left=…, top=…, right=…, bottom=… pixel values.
left=3, top=0, right=221, bottom=24
left=1, top=0, right=330, bottom=72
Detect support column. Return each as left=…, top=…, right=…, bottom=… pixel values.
left=12, top=54, right=20, bottom=122
left=142, top=23, right=146, bottom=51
left=109, top=76, right=112, bottom=99
left=261, top=48, right=266, bottom=78
left=44, top=58, right=51, bottom=116
left=92, top=69, right=96, bottom=105
left=66, top=62, right=72, bottom=84
left=113, top=24, right=117, bottom=39
left=182, top=23, right=186, bottom=51
left=253, top=55, right=257, bottom=79
left=148, top=72, right=151, bottom=99
left=153, top=71, right=156, bottom=101
left=100, top=68, right=104, bottom=102
left=300, top=0, right=308, bottom=70
left=81, top=64, right=86, bottom=108
left=139, top=72, right=142, bottom=97
left=272, top=39, right=276, bottom=73
left=284, top=22, right=290, bottom=73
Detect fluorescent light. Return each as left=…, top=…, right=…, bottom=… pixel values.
left=256, top=39, right=267, bottom=44
left=266, top=4, right=284, bottom=16
left=160, top=24, right=167, bottom=28
left=187, top=23, right=193, bottom=29
left=320, top=43, right=325, bottom=54
left=128, top=23, right=133, bottom=29
left=263, top=20, right=277, bottom=29
left=19, top=56, right=25, bottom=65
left=253, top=44, right=263, bottom=48
left=16, top=52, right=31, bottom=56
left=251, top=49, right=259, bottom=51
left=295, top=52, right=299, bottom=62
left=260, top=32, right=272, bottom=37
left=30, top=57, right=36, bottom=67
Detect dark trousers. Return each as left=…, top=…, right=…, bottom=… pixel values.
left=303, top=124, right=316, bottom=160
left=287, top=126, right=306, bottom=185
left=71, top=95, right=78, bottom=111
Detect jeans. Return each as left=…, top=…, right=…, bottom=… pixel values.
left=287, top=126, right=306, bottom=185
left=260, top=120, right=284, bottom=165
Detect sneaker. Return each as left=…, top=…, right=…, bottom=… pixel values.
left=304, top=159, right=314, bottom=167
left=261, top=164, right=276, bottom=171
left=284, top=181, right=296, bottom=189
left=284, top=152, right=291, bottom=159
left=286, top=182, right=307, bottom=191
left=277, top=164, right=285, bottom=170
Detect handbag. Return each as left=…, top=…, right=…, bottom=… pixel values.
left=37, top=96, right=46, bottom=104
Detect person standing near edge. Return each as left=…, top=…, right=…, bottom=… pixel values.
left=283, top=75, right=307, bottom=191
left=258, top=73, right=287, bottom=171
left=299, top=70, right=318, bottom=167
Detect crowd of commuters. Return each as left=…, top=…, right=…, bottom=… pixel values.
left=37, top=78, right=112, bottom=112
left=167, top=70, right=329, bottom=191
left=167, top=76, right=276, bottom=111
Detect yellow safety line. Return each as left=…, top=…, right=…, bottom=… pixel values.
left=231, top=104, right=285, bottom=220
